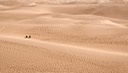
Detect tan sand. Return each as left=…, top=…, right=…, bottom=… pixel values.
left=0, top=0, right=128, bottom=73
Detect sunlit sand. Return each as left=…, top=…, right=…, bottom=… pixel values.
left=0, top=0, right=128, bottom=73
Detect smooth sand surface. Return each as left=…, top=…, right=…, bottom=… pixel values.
left=0, top=0, right=128, bottom=73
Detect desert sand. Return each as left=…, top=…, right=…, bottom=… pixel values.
left=0, top=0, right=128, bottom=73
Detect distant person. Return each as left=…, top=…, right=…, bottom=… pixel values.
left=29, top=35, right=31, bottom=38
left=25, top=35, right=28, bottom=38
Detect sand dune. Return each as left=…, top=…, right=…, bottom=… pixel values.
left=0, top=0, right=128, bottom=73
left=0, top=5, right=9, bottom=10
left=50, top=4, right=128, bottom=20
left=0, top=35, right=128, bottom=73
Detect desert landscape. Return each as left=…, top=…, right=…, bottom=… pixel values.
left=0, top=0, right=128, bottom=73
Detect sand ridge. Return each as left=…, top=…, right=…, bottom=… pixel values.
left=0, top=35, right=128, bottom=56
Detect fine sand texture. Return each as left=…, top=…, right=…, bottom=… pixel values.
left=0, top=0, right=128, bottom=73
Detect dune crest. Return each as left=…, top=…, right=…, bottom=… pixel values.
left=100, top=20, right=127, bottom=28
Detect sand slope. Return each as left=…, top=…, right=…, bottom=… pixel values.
left=0, top=0, right=128, bottom=73
left=0, top=35, right=128, bottom=73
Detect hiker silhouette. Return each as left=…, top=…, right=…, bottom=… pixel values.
left=25, top=35, right=28, bottom=38
left=29, top=35, right=31, bottom=38
left=25, top=35, right=31, bottom=39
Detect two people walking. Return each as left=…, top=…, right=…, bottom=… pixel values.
left=25, top=35, right=31, bottom=39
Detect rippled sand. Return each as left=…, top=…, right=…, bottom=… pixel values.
left=0, top=0, right=128, bottom=73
